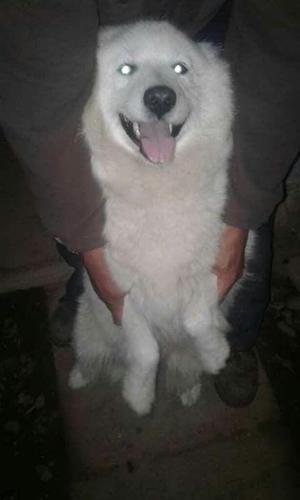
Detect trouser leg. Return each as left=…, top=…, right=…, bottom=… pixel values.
left=222, top=218, right=273, bottom=351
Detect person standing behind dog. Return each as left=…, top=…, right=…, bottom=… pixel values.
left=0, top=0, right=299, bottom=407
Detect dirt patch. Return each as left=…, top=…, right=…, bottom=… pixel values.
left=0, top=288, right=67, bottom=500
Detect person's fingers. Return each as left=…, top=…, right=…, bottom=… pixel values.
left=108, top=300, right=124, bottom=326
left=215, top=270, right=234, bottom=300
left=213, top=225, right=248, bottom=300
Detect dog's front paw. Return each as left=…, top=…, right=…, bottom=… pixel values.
left=180, top=383, right=201, bottom=407
left=122, top=377, right=155, bottom=416
left=201, top=336, right=230, bottom=375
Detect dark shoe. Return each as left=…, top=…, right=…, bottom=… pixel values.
left=214, top=349, right=259, bottom=408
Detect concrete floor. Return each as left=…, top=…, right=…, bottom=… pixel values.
left=1, top=131, right=299, bottom=499
left=57, top=348, right=298, bottom=499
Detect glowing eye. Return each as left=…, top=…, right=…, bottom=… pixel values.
left=117, top=63, right=137, bottom=75
left=173, top=63, right=188, bottom=75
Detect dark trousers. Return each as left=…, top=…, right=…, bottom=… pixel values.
left=197, top=3, right=273, bottom=351
left=223, top=219, right=273, bottom=351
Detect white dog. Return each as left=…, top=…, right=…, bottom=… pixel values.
left=69, top=21, right=233, bottom=415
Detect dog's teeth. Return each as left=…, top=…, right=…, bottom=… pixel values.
left=133, top=122, right=141, bottom=139
left=169, top=124, right=173, bottom=134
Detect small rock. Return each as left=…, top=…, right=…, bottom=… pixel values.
left=286, top=295, right=300, bottom=312
left=288, top=255, right=300, bottom=292
left=270, top=301, right=285, bottom=312
left=281, top=309, right=293, bottom=324
left=35, top=465, right=53, bottom=482
left=20, top=353, right=30, bottom=364
left=277, top=321, right=297, bottom=338
left=18, top=392, right=32, bottom=407
left=34, top=393, right=45, bottom=409
left=5, top=420, right=20, bottom=433
left=272, top=354, right=295, bottom=372
left=35, top=423, right=46, bottom=435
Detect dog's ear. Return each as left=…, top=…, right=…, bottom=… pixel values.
left=97, top=25, right=127, bottom=49
left=195, top=42, right=230, bottom=81
left=196, top=41, right=222, bottom=63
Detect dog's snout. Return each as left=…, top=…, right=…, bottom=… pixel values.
left=144, top=86, right=176, bottom=118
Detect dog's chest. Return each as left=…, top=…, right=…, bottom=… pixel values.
left=103, top=190, right=221, bottom=281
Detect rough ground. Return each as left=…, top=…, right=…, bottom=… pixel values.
left=0, top=289, right=67, bottom=499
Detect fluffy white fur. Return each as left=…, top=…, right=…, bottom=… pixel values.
left=69, top=21, right=234, bottom=415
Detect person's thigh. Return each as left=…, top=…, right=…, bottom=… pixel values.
left=0, top=1, right=99, bottom=133
left=0, top=2, right=103, bottom=250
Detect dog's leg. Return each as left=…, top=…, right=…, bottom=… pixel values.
left=166, top=349, right=202, bottom=407
left=122, top=297, right=159, bottom=416
left=180, top=384, right=201, bottom=407
left=69, top=287, right=117, bottom=390
left=69, top=363, right=89, bottom=389
left=183, top=280, right=229, bottom=375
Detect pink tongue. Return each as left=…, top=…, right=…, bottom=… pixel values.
left=139, top=121, right=175, bottom=164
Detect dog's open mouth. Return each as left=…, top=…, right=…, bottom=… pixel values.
left=120, top=114, right=183, bottom=164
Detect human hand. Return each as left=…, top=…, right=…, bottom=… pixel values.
left=80, top=247, right=125, bottom=325
left=213, top=225, right=248, bottom=301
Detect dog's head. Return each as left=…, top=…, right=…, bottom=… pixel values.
left=89, top=21, right=232, bottom=166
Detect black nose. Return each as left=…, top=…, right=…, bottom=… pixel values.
left=143, top=86, right=176, bottom=118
